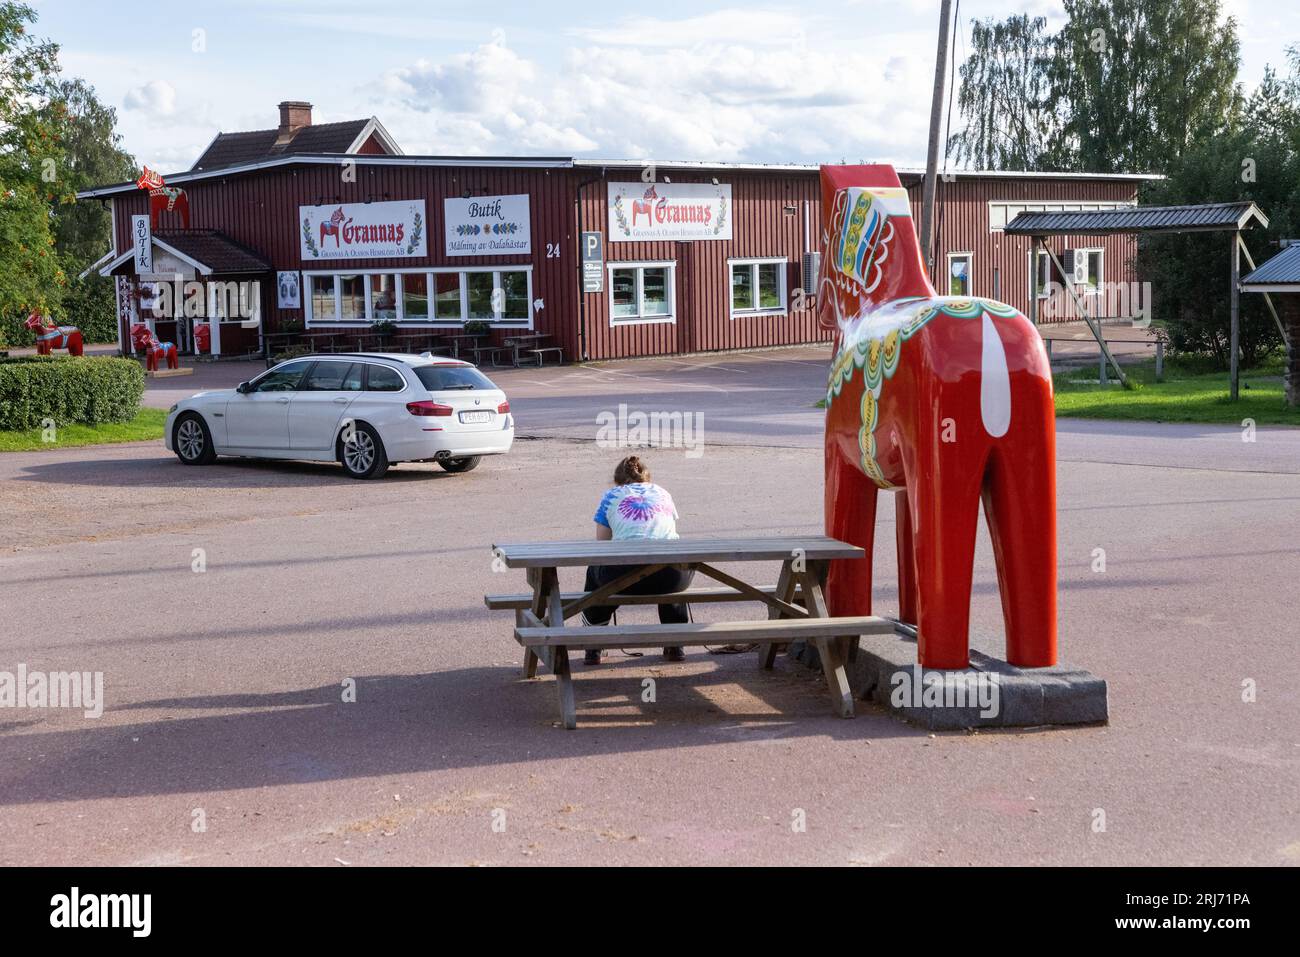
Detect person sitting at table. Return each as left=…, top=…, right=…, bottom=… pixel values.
left=582, top=455, right=693, bottom=666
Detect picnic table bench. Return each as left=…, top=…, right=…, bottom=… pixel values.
left=485, top=536, right=894, bottom=728
left=502, top=332, right=560, bottom=367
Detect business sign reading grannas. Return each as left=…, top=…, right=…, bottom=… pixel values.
left=299, top=200, right=426, bottom=260
left=444, top=194, right=532, bottom=256
left=607, top=182, right=732, bottom=241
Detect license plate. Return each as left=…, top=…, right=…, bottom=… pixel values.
left=459, top=410, right=492, bottom=424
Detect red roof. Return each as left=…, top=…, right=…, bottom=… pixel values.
left=192, top=118, right=389, bottom=171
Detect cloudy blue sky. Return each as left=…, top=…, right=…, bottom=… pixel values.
left=30, top=0, right=1298, bottom=173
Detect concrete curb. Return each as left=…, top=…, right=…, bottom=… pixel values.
left=789, top=632, right=1109, bottom=730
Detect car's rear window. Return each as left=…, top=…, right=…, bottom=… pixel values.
left=414, top=365, right=497, bottom=391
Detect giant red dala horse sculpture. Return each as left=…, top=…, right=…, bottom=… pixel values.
left=819, top=165, right=1057, bottom=669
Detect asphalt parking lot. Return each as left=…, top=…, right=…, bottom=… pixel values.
left=1, top=347, right=1298, bottom=865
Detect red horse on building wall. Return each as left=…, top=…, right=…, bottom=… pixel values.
left=130, top=323, right=179, bottom=371
left=819, top=165, right=1057, bottom=670
left=24, top=312, right=84, bottom=356
left=631, top=187, right=658, bottom=228
left=320, top=207, right=346, bottom=248
left=136, top=167, right=191, bottom=229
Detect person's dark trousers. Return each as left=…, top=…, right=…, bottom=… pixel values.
left=582, top=564, right=695, bottom=625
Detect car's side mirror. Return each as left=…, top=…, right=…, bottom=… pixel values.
left=236, top=381, right=252, bottom=394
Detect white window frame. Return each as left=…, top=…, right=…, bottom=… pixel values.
left=301, top=266, right=534, bottom=329
left=1029, top=249, right=1052, bottom=300
left=606, top=260, right=677, bottom=326
left=989, top=199, right=1137, bottom=232
left=945, top=252, right=973, bottom=297
left=728, top=257, right=788, bottom=318
left=1076, top=247, right=1104, bottom=292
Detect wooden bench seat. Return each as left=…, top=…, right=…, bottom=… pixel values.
left=527, top=346, right=563, bottom=366
left=484, top=584, right=803, bottom=611
left=515, top=615, right=891, bottom=648
left=515, top=614, right=893, bottom=727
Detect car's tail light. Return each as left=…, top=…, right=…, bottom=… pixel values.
left=497, top=400, right=510, bottom=414
left=406, top=400, right=453, bottom=416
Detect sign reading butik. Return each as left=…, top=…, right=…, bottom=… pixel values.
left=445, top=194, right=531, bottom=256
left=300, top=200, right=426, bottom=260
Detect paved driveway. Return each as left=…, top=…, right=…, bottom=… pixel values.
left=1, top=348, right=1297, bottom=865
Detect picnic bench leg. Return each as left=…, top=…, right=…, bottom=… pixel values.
left=814, top=636, right=855, bottom=719
left=799, top=563, right=855, bottom=718
left=518, top=609, right=539, bottom=679
left=761, top=561, right=797, bottom=670
left=553, top=646, right=577, bottom=729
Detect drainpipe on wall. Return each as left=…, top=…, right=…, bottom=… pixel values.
left=574, top=172, right=604, bottom=362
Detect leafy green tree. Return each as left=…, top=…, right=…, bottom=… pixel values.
left=949, top=15, right=1057, bottom=170
left=1140, top=64, right=1299, bottom=367
left=41, top=77, right=137, bottom=345
left=0, top=1, right=64, bottom=345
left=1048, top=0, right=1243, bottom=173
left=42, top=76, right=135, bottom=266
left=952, top=1, right=1242, bottom=175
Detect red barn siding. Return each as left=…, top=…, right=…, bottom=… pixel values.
left=575, top=170, right=827, bottom=360
left=109, top=161, right=1143, bottom=361
left=920, top=176, right=1139, bottom=321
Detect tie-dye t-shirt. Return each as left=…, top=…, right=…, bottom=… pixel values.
left=593, top=483, right=679, bottom=540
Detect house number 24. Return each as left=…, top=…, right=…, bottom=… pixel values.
left=545, top=243, right=561, bottom=258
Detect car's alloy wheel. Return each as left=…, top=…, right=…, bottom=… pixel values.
left=174, top=413, right=216, bottom=465
left=343, top=430, right=374, bottom=472
left=339, top=423, right=389, bottom=479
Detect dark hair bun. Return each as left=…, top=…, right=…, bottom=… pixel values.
left=614, top=455, right=651, bottom=485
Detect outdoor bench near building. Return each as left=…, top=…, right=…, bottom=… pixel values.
left=77, top=100, right=1159, bottom=362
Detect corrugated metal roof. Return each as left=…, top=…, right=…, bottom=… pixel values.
left=1005, top=202, right=1268, bottom=235
left=78, top=156, right=1160, bottom=199
left=573, top=158, right=1160, bottom=181
left=1241, top=242, right=1300, bottom=287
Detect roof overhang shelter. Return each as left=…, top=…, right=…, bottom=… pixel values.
left=1006, top=202, right=1275, bottom=398
left=1241, top=243, right=1300, bottom=407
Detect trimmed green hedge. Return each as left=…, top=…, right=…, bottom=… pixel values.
left=0, top=355, right=145, bottom=431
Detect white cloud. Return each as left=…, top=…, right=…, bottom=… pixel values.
left=373, top=26, right=938, bottom=165
left=123, top=80, right=177, bottom=117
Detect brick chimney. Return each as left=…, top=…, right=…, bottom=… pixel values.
left=276, top=101, right=312, bottom=143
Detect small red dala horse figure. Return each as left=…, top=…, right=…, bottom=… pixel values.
left=24, top=312, right=84, bottom=356
left=130, top=323, right=178, bottom=371
left=320, top=206, right=346, bottom=248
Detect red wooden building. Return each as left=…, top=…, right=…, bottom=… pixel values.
left=79, top=101, right=1158, bottom=361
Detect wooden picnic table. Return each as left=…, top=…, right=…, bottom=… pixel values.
left=485, top=535, right=894, bottom=729
left=391, top=331, right=452, bottom=355
left=501, top=332, right=548, bottom=367
left=440, top=333, right=484, bottom=360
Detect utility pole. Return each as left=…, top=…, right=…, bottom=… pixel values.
left=920, top=0, right=953, bottom=281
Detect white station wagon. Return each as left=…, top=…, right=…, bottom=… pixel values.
left=165, top=353, right=514, bottom=479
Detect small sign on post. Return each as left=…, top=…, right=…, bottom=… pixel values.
left=582, top=231, right=603, bottom=293
left=132, top=215, right=153, bottom=274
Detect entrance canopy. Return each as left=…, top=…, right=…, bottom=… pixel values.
left=1005, top=201, right=1274, bottom=397
left=99, top=229, right=271, bottom=278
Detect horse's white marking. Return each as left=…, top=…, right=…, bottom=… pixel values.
left=980, top=311, right=1011, bottom=437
